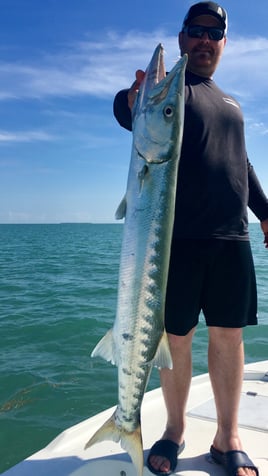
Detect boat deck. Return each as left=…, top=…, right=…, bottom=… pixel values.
left=2, top=360, right=268, bottom=475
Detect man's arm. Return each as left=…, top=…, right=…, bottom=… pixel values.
left=248, top=159, right=268, bottom=247
left=261, top=219, right=268, bottom=248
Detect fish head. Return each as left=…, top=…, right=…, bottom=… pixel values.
left=133, top=50, right=188, bottom=164
left=132, top=43, right=166, bottom=119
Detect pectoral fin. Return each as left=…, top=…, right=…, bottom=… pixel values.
left=91, top=329, right=118, bottom=366
left=153, top=331, right=173, bottom=369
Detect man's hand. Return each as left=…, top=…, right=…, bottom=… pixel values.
left=261, top=218, right=268, bottom=248
left=127, top=70, right=145, bottom=110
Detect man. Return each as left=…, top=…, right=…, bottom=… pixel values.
left=113, top=2, right=268, bottom=475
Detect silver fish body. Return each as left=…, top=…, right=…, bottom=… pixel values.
left=85, top=44, right=187, bottom=476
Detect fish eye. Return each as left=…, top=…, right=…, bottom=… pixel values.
left=164, top=105, right=174, bottom=118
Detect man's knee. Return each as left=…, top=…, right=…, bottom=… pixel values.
left=167, top=327, right=196, bottom=350
left=208, top=326, right=243, bottom=346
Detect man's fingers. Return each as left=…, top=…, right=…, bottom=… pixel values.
left=127, top=70, right=145, bottom=110
left=135, top=69, right=146, bottom=83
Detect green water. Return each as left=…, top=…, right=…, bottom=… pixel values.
left=0, top=223, right=267, bottom=473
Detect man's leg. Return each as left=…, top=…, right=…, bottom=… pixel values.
left=148, top=328, right=195, bottom=473
left=208, top=326, right=257, bottom=476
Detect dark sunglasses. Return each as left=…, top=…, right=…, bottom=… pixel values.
left=183, top=25, right=225, bottom=41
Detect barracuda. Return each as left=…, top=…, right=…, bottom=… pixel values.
left=85, top=44, right=187, bottom=476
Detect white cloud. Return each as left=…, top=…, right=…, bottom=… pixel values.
left=0, top=30, right=267, bottom=146
left=247, top=121, right=268, bottom=136
left=0, top=29, right=267, bottom=104
left=215, top=35, right=268, bottom=99
left=0, top=130, right=56, bottom=143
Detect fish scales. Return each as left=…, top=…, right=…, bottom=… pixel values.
left=85, top=44, right=187, bottom=476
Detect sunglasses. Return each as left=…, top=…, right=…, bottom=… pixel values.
left=183, top=25, right=225, bottom=41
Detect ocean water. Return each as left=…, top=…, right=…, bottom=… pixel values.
left=0, top=223, right=267, bottom=473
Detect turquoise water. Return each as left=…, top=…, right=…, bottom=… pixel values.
left=0, top=223, right=267, bottom=473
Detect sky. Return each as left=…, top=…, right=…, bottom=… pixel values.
left=0, top=0, right=267, bottom=224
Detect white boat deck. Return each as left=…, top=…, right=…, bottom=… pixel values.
left=2, top=360, right=268, bottom=475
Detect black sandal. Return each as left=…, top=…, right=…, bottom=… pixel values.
left=147, top=439, right=185, bottom=475
left=210, top=445, right=259, bottom=476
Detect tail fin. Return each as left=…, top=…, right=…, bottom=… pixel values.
left=85, top=410, right=144, bottom=476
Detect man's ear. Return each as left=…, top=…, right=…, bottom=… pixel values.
left=178, top=31, right=184, bottom=52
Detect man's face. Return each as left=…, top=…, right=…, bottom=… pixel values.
left=179, top=15, right=227, bottom=78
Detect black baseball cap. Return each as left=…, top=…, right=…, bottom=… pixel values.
left=182, top=2, right=228, bottom=33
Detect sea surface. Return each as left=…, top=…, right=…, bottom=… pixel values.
left=0, top=223, right=267, bottom=473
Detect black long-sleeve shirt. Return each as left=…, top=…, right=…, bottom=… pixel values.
left=113, top=70, right=268, bottom=240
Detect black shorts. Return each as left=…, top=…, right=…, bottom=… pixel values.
left=165, top=239, right=258, bottom=336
